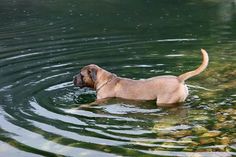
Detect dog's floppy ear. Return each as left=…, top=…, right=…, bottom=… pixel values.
left=89, top=68, right=97, bottom=82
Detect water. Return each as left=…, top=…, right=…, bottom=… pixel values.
left=0, top=0, right=236, bottom=156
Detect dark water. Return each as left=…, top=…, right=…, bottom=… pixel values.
left=0, top=0, right=236, bottom=156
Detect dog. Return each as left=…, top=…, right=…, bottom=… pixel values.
left=73, top=49, right=209, bottom=106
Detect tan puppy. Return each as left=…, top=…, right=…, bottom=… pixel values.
left=73, top=49, right=209, bottom=106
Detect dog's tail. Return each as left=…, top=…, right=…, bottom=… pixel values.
left=178, top=49, right=209, bottom=82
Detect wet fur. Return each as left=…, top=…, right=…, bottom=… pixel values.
left=74, top=49, right=209, bottom=106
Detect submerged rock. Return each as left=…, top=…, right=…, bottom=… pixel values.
left=172, top=130, right=192, bottom=138
left=214, top=120, right=235, bottom=129
left=192, top=125, right=208, bottom=135
left=190, top=115, right=209, bottom=121
left=179, top=137, right=199, bottom=146
left=201, top=131, right=221, bottom=138
left=224, top=109, right=236, bottom=115
left=216, top=113, right=227, bottom=122
left=218, top=137, right=231, bottom=145
left=199, top=138, right=215, bottom=145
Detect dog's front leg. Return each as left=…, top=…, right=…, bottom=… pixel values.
left=78, top=98, right=109, bottom=109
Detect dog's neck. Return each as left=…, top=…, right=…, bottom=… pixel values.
left=96, top=73, right=116, bottom=92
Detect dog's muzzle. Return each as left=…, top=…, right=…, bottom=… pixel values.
left=73, top=75, right=83, bottom=87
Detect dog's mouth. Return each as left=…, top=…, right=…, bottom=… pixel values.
left=73, top=75, right=84, bottom=88
left=73, top=72, right=96, bottom=89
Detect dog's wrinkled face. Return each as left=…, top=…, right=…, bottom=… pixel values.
left=73, top=64, right=98, bottom=89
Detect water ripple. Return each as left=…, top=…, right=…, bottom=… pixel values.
left=0, top=17, right=235, bottom=157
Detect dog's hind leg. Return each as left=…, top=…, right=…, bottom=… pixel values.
left=156, top=94, right=184, bottom=107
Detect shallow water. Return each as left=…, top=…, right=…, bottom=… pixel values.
left=0, top=0, right=236, bottom=157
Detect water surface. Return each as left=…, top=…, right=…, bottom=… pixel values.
left=0, top=0, right=236, bottom=156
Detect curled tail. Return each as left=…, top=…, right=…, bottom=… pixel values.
left=178, top=49, right=209, bottom=82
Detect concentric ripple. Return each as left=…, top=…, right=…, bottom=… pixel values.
left=1, top=30, right=236, bottom=156
left=1, top=1, right=236, bottom=157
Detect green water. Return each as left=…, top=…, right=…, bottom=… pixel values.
left=0, top=0, right=235, bottom=156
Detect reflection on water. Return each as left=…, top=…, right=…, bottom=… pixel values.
left=0, top=0, right=236, bottom=157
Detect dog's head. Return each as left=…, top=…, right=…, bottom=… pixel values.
left=73, top=64, right=99, bottom=89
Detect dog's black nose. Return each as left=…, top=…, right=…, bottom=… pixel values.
left=73, top=76, right=77, bottom=85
